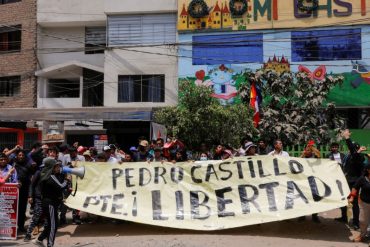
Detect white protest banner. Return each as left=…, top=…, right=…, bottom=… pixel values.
left=66, top=156, right=349, bottom=230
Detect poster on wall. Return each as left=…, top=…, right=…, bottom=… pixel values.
left=0, top=184, right=19, bottom=240
left=94, top=135, right=108, bottom=152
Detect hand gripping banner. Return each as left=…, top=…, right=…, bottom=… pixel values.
left=66, top=156, right=350, bottom=230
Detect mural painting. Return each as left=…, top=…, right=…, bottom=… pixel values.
left=178, top=0, right=369, bottom=32
left=178, top=26, right=370, bottom=107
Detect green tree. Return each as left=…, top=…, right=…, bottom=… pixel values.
left=154, top=79, right=257, bottom=149
left=239, top=70, right=345, bottom=146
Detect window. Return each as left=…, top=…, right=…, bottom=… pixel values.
left=192, top=33, right=263, bottom=65
left=85, top=27, right=106, bottom=54
left=47, top=79, right=79, bottom=98
left=0, top=76, right=20, bottom=97
left=108, top=14, right=176, bottom=46
left=0, top=0, right=21, bottom=4
left=0, top=25, right=21, bottom=53
left=291, top=28, right=362, bottom=62
left=118, top=75, right=164, bottom=103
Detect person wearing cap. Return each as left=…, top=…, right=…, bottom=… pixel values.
left=268, top=139, right=290, bottom=157
left=342, top=129, right=367, bottom=230
left=348, top=163, right=370, bottom=242
left=82, top=150, right=93, bottom=162
left=238, top=137, right=250, bottom=156
left=244, top=142, right=258, bottom=156
left=32, top=158, right=68, bottom=247
left=134, top=140, right=153, bottom=162
left=103, top=146, right=120, bottom=164
left=77, top=146, right=86, bottom=155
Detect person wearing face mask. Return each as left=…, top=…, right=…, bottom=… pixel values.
left=199, top=152, right=209, bottom=161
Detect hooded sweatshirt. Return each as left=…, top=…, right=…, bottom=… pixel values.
left=39, top=158, right=67, bottom=204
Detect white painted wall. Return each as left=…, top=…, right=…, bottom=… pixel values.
left=38, top=0, right=105, bottom=27
left=105, top=0, right=177, bottom=14
left=38, top=27, right=105, bottom=69
left=104, top=47, right=178, bottom=107
left=37, top=0, right=179, bottom=110
left=38, top=77, right=83, bottom=109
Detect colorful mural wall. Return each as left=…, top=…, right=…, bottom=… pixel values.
left=178, top=0, right=369, bottom=32
left=178, top=25, right=370, bottom=107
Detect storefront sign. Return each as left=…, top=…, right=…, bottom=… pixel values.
left=42, top=121, right=65, bottom=143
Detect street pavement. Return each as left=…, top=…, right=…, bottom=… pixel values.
left=2, top=209, right=369, bottom=247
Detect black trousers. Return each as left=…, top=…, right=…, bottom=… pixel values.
left=17, top=184, right=29, bottom=230
left=38, top=202, right=59, bottom=247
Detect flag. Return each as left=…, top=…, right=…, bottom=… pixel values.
left=151, top=122, right=167, bottom=141
left=250, top=82, right=262, bottom=127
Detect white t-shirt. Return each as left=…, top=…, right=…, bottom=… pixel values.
left=268, top=150, right=290, bottom=157
left=333, top=153, right=342, bottom=164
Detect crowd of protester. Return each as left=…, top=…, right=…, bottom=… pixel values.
left=0, top=129, right=370, bottom=246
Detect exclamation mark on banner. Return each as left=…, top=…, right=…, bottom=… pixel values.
left=336, top=180, right=345, bottom=200
left=132, top=191, right=138, bottom=216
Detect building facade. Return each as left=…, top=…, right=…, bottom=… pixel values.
left=0, top=0, right=40, bottom=149
left=35, top=0, right=178, bottom=149
left=177, top=0, right=370, bottom=143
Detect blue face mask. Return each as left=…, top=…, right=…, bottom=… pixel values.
left=200, top=157, right=208, bottom=161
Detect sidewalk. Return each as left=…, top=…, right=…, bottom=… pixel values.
left=3, top=210, right=367, bottom=247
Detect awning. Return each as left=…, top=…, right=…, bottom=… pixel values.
left=35, top=61, right=104, bottom=78
left=0, top=108, right=153, bottom=121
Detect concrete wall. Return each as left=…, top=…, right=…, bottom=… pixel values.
left=104, top=47, right=178, bottom=107
left=37, top=76, right=83, bottom=109
left=105, top=0, right=177, bottom=14
left=37, top=0, right=105, bottom=27
left=38, top=27, right=105, bottom=69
